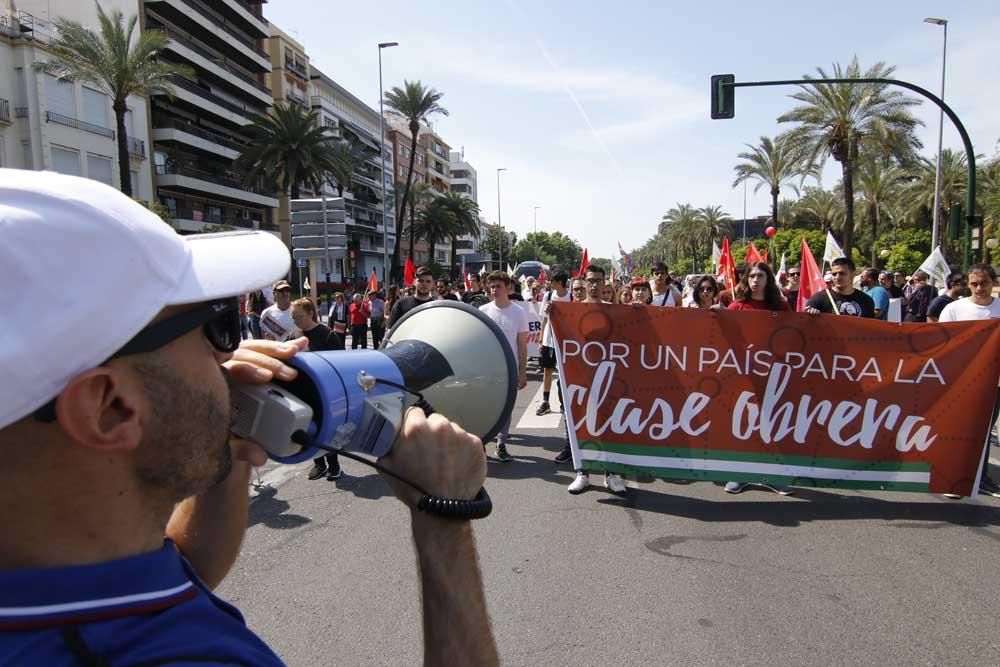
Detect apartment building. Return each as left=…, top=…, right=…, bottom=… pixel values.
left=308, top=67, right=395, bottom=286
left=0, top=5, right=153, bottom=200
left=386, top=112, right=431, bottom=265
left=143, top=0, right=277, bottom=233
left=448, top=148, right=481, bottom=263
left=421, top=127, right=450, bottom=196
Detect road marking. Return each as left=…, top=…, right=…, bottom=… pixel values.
left=515, top=382, right=564, bottom=430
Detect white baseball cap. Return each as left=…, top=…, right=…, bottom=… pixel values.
left=0, top=168, right=290, bottom=429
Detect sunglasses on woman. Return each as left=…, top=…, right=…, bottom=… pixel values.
left=34, top=298, right=241, bottom=422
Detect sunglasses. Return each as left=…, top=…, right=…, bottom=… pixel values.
left=34, top=298, right=241, bottom=422
left=698, top=286, right=715, bottom=292
left=788, top=272, right=800, bottom=277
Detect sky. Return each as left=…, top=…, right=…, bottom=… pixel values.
left=263, top=0, right=1000, bottom=257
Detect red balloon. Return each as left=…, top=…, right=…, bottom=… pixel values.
left=765, top=226, right=777, bottom=238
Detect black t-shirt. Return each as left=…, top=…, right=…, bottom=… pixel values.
left=784, top=289, right=799, bottom=309
left=927, top=294, right=954, bottom=320
left=806, top=289, right=876, bottom=318
left=906, top=284, right=937, bottom=322
left=440, top=293, right=459, bottom=301
left=509, top=291, right=524, bottom=301
left=304, top=323, right=343, bottom=351
left=887, top=284, right=904, bottom=299
left=389, top=295, right=434, bottom=325
left=462, top=290, right=484, bottom=304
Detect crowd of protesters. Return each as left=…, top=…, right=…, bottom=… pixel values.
left=240, top=256, right=1000, bottom=498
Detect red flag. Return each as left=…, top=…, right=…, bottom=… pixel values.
left=797, top=237, right=827, bottom=312
left=761, top=249, right=769, bottom=263
left=464, top=268, right=471, bottom=291
left=363, top=268, right=378, bottom=302
left=717, top=237, right=736, bottom=289
left=577, top=248, right=589, bottom=277
left=404, top=256, right=416, bottom=287
left=745, top=241, right=764, bottom=265
left=539, top=268, right=547, bottom=284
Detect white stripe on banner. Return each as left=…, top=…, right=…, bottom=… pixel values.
left=580, top=451, right=931, bottom=484
left=0, top=581, right=194, bottom=617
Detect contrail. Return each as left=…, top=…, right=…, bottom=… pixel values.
left=504, top=0, right=624, bottom=176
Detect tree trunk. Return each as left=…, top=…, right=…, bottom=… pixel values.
left=391, top=121, right=421, bottom=283
left=408, top=197, right=416, bottom=259
left=840, top=159, right=855, bottom=260
left=113, top=98, right=132, bottom=197
left=450, top=237, right=457, bottom=280
left=870, top=202, right=879, bottom=267
left=771, top=186, right=779, bottom=228
left=291, top=183, right=300, bottom=199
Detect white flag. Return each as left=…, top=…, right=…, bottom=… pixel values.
left=712, top=240, right=722, bottom=266
left=303, top=277, right=311, bottom=291
left=777, top=253, right=787, bottom=281
left=479, top=264, right=487, bottom=276
left=823, top=231, right=846, bottom=266
left=917, top=246, right=951, bottom=285
left=507, top=263, right=514, bottom=276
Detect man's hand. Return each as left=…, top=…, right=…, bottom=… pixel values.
left=378, top=408, right=485, bottom=507
left=804, top=306, right=821, bottom=316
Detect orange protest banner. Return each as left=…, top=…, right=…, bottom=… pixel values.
left=549, top=303, right=1000, bottom=496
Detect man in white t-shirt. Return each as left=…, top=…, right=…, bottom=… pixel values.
left=938, top=263, right=1000, bottom=497
left=259, top=280, right=295, bottom=342
left=649, top=261, right=683, bottom=307
left=479, top=271, right=529, bottom=462
left=536, top=271, right=571, bottom=418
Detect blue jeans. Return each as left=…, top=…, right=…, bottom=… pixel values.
left=249, top=315, right=262, bottom=339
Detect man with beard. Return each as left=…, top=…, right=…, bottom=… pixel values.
left=927, top=271, right=969, bottom=322
left=0, top=171, right=497, bottom=665
left=389, top=266, right=437, bottom=325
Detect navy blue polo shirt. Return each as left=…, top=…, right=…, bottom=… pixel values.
left=0, top=540, right=283, bottom=666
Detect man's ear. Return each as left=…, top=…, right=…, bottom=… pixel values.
left=55, top=368, right=143, bottom=452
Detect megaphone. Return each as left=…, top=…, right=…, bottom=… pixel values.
left=230, top=301, right=518, bottom=462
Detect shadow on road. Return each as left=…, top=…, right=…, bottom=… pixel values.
left=594, top=486, right=1000, bottom=529
left=333, top=471, right=394, bottom=501
left=248, top=485, right=312, bottom=529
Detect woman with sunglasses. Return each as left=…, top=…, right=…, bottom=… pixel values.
left=688, top=275, right=719, bottom=309
left=724, top=262, right=793, bottom=496
left=291, top=298, right=345, bottom=481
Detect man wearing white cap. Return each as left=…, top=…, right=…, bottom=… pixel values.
left=0, top=170, right=497, bottom=665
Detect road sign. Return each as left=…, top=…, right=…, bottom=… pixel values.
left=296, top=258, right=307, bottom=268
left=290, top=222, right=347, bottom=237
left=289, top=209, right=347, bottom=224
left=291, top=234, right=347, bottom=249
left=292, top=247, right=347, bottom=261
left=290, top=197, right=345, bottom=212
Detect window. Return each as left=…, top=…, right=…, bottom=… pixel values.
left=45, top=74, right=76, bottom=118
left=86, top=153, right=113, bottom=185
left=21, top=141, right=32, bottom=169
left=130, top=170, right=139, bottom=197
left=51, top=146, right=81, bottom=176
left=125, top=108, right=136, bottom=137
left=82, top=88, right=108, bottom=128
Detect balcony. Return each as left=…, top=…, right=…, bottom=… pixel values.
left=155, top=161, right=278, bottom=208
left=161, top=192, right=269, bottom=232
left=128, top=137, right=146, bottom=158
left=0, top=99, right=9, bottom=124
left=165, top=75, right=257, bottom=126
left=149, top=0, right=271, bottom=69
left=152, top=117, right=247, bottom=158
left=45, top=111, right=115, bottom=139
left=150, top=17, right=271, bottom=101
left=284, top=60, right=308, bottom=80
left=15, top=106, right=28, bottom=118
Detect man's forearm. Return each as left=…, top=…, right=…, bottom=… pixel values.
left=166, top=459, right=252, bottom=589
left=412, top=514, right=498, bottom=667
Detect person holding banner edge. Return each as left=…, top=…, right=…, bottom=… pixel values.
left=804, top=257, right=875, bottom=318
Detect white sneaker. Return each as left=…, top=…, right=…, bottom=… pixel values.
left=604, top=473, right=627, bottom=494
left=568, top=472, right=590, bottom=494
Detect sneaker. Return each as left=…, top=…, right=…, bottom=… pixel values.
left=495, top=443, right=513, bottom=462
left=568, top=472, right=590, bottom=494
left=724, top=481, right=746, bottom=494
left=326, top=462, right=342, bottom=480
left=942, top=493, right=963, bottom=499
left=554, top=446, right=573, bottom=464
left=307, top=464, right=327, bottom=480
left=535, top=401, right=551, bottom=416
left=766, top=483, right=795, bottom=496
left=980, top=476, right=1000, bottom=498
left=604, top=473, right=627, bottom=495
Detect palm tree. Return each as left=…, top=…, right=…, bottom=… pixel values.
left=661, top=203, right=702, bottom=270
left=383, top=81, right=449, bottom=281
left=795, top=187, right=844, bottom=233
left=435, top=192, right=482, bottom=276
left=778, top=56, right=923, bottom=259
left=696, top=205, right=733, bottom=242
left=902, top=149, right=971, bottom=226
left=732, top=134, right=811, bottom=229
left=327, top=139, right=369, bottom=196
left=400, top=181, right=433, bottom=260
left=236, top=103, right=337, bottom=199
left=412, top=199, right=458, bottom=265
left=36, top=3, right=192, bottom=197
left=856, top=158, right=906, bottom=265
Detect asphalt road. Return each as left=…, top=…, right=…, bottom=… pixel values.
left=220, top=366, right=1000, bottom=667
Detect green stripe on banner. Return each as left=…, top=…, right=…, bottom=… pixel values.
left=581, top=461, right=930, bottom=493
left=578, top=441, right=931, bottom=473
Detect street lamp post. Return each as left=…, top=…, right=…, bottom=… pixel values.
left=496, top=167, right=507, bottom=269
left=378, top=41, right=398, bottom=286
left=924, top=17, right=948, bottom=252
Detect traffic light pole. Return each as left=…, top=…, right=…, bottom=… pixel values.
left=714, top=75, right=979, bottom=266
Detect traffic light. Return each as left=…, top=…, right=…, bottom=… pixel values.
left=711, top=74, right=735, bottom=119
left=948, top=203, right=962, bottom=241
